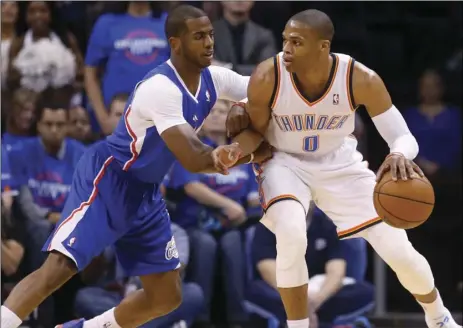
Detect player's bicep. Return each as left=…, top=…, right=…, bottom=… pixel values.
left=246, top=61, right=274, bottom=135
left=352, top=61, right=392, bottom=118
left=210, top=65, right=250, bottom=102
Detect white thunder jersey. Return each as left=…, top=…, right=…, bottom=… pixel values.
left=266, top=52, right=357, bottom=158
left=258, top=52, right=382, bottom=238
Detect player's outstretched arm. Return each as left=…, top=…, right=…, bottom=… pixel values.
left=352, top=62, right=423, bottom=181
left=133, top=75, right=239, bottom=174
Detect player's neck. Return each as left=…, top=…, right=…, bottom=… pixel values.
left=296, top=54, right=332, bottom=88
left=170, top=56, right=202, bottom=93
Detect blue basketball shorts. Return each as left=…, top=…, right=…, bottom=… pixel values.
left=43, top=142, right=180, bottom=276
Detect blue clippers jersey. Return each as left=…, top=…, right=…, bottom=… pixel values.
left=106, top=62, right=218, bottom=184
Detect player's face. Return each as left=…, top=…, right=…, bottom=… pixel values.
left=282, top=20, right=330, bottom=73
left=180, top=17, right=214, bottom=68
left=38, top=108, right=68, bottom=148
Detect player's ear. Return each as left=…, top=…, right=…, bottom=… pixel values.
left=320, top=40, right=330, bottom=52
left=169, top=37, right=181, bottom=54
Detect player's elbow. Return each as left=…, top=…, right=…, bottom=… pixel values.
left=391, top=133, right=419, bottom=160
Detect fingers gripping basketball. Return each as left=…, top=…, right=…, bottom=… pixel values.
left=373, top=171, right=435, bottom=229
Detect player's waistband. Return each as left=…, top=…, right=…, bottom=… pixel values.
left=87, top=141, right=141, bottom=182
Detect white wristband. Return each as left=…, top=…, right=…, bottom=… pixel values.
left=246, top=153, right=254, bottom=164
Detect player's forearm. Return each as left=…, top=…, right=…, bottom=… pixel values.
left=230, top=154, right=253, bottom=168
left=186, top=144, right=220, bottom=173
left=232, top=129, right=263, bottom=158
left=371, top=105, right=419, bottom=160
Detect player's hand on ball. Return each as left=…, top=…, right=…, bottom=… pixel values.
left=376, top=153, right=425, bottom=182
left=226, top=102, right=250, bottom=137
left=212, top=142, right=242, bottom=175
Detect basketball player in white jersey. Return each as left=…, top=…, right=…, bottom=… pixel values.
left=227, top=9, right=461, bottom=328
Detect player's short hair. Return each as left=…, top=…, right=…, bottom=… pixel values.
left=290, top=9, right=335, bottom=42
left=164, top=4, right=207, bottom=39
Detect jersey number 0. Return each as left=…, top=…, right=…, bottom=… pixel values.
left=303, top=135, right=319, bottom=152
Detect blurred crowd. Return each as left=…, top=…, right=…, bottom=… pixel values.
left=1, top=1, right=461, bottom=328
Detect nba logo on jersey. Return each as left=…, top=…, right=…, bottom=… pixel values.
left=206, top=90, right=210, bottom=102
left=333, top=93, right=340, bottom=105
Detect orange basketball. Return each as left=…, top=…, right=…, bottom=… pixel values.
left=373, top=171, right=435, bottom=229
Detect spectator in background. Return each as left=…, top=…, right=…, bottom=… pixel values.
left=404, top=69, right=461, bottom=178
left=166, top=100, right=260, bottom=328
left=212, top=1, right=276, bottom=75
left=7, top=1, right=83, bottom=94
left=68, top=106, right=97, bottom=145
left=2, top=88, right=39, bottom=149
left=74, top=223, right=204, bottom=328
left=250, top=204, right=374, bottom=328
left=107, top=93, right=130, bottom=134
left=9, top=89, right=86, bottom=271
left=84, top=1, right=169, bottom=135
left=1, top=1, right=19, bottom=91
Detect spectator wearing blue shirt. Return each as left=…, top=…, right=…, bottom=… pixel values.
left=9, top=90, right=86, bottom=271
left=166, top=100, right=261, bottom=327
left=84, top=1, right=169, bottom=135
left=74, top=223, right=204, bottom=328
left=404, top=69, right=461, bottom=178
left=2, top=88, right=39, bottom=149
left=250, top=204, right=374, bottom=327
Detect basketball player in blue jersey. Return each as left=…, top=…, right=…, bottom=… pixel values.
left=227, top=9, right=461, bottom=328
left=1, top=5, right=267, bottom=328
